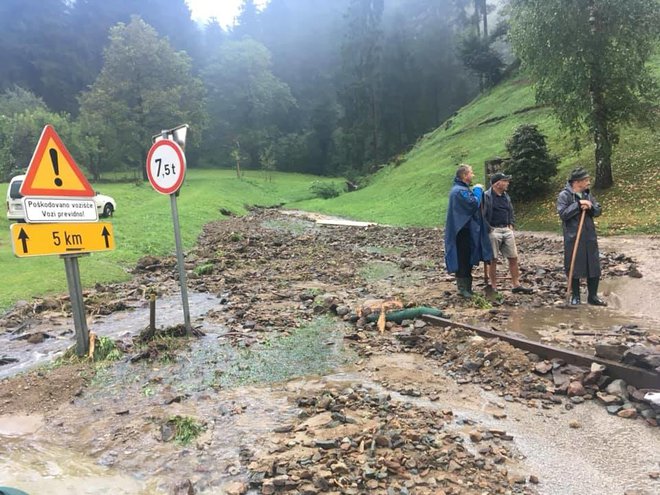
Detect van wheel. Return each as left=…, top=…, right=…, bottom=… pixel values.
left=102, top=203, right=114, bottom=218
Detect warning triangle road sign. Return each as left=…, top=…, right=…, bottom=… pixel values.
left=20, top=125, right=94, bottom=197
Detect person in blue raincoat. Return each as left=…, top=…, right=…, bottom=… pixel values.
left=444, top=164, right=493, bottom=297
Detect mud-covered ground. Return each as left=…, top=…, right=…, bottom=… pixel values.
left=1, top=209, right=659, bottom=495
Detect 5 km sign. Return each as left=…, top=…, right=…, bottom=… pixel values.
left=10, top=222, right=115, bottom=257
left=146, top=139, right=186, bottom=194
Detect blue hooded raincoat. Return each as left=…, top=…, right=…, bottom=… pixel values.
left=444, top=177, right=493, bottom=274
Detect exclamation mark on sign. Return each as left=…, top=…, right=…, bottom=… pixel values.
left=50, top=148, right=63, bottom=187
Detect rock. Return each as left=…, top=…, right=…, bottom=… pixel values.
left=605, top=379, right=629, bottom=400
left=569, top=420, right=581, bottom=429
left=596, top=392, right=622, bottom=405
left=529, top=475, right=540, bottom=484
left=582, top=371, right=601, bottom=386
left=172, top=479, right=195, bottom=495
left=617, top=408, right=638, bottom=419
left=590, top=363, right=606, bottom=373
left=261, top=479, right=275, bottom=495
left=623, top=346, right=660, bottom=370
left=314, top=439, right=337, bottom=450
left=299, top=484, right=319, bottom=495
left=223, top=481, right=248, bottom=495
left=469, top=430, right=483, bottom=442
left=606, top=404, right=623, bottom=415
left=567, top=381, right=586, bottom=397
left=535, top=361, right=553, bottom=374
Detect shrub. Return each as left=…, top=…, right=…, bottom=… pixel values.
left=504, top=124, right=558, bottom=201
left=310, top=181, right=344, bottom=199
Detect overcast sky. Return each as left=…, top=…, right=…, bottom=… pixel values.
left=186, top=0, right=268, bottom=27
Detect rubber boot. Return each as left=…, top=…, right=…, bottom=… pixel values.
left=587, top=277, right=607, bottom=306
left=456, top=278, right=472, bottom=298
left=466, top=275, right=474, bottom=296
left=570, top=278, right=581, bottom=305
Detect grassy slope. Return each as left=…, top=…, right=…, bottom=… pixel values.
left=292, top=54, right=660, bottom=234
left=0, top=170, right=335, bottom=309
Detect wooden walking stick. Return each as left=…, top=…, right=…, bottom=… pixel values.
left=566, top=208, right=587, bottom=304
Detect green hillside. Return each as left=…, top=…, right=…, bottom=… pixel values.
left=293, top=54, right=660, bottom=234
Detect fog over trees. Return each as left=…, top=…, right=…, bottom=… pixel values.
left=0, top=0, right=656, bottom=187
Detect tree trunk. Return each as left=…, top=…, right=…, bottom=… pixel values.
left=141, top=149, right=148, bottom=181
left=588, top=0, right=613, bottom=190
left=370, top=84, right=379, bottom=162
left=593, top=115, right=613, bottom=189
left=482, top=0, right=488, bottom=39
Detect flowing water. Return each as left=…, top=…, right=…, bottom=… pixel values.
left=0, top=292, right=221, bottom=380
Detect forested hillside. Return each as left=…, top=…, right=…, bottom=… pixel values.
left=0, top=0, right=506, bottom=181
left=293, top=50, right=660, bottom=234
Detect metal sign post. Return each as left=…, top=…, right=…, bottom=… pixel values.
left=146, top=125, right=191, bottom=335
left=169, top=182, right=192, bottom=335
left=62, top=254, right=89, bottom=355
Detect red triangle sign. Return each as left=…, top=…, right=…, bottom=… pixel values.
left=20, top=125, right=94, bottom=197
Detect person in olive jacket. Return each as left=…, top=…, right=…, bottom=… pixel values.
left=556, top=167, right=606, bottom=306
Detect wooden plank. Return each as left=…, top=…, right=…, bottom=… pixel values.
left=422, top=315, right=660, bottom=390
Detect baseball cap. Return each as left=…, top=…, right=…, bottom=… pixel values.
left=568, top=167, right=590, bottom=182
left=490, top=172, right=512, bottom=185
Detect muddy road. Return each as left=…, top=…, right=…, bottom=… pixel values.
left=1, top=209, right=658, bottom=495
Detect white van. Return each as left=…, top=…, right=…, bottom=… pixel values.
left=5, top=174, right=26, bottom=221
left=5, top=174, right=116, bottom=221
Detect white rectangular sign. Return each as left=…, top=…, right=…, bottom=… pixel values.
left=22, top=197, right=98, bottom=223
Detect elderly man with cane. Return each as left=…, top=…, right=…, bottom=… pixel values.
left=557, top=167, right=607, bottom=306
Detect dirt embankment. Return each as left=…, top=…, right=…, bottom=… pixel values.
left=1, top=209, right=658, bottom=495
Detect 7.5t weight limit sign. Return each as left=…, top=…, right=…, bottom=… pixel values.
left=146, top=139, right=186, bottom=194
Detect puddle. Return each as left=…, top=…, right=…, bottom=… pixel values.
left=492, top=277, right=660, bottom=342
left=600, top=276, right=660, bottom=320
left=501, top=305, right=657, bottom=342
left=0, top=292, right=221, bottom=380
left=0, top=439, right=158, bottom=494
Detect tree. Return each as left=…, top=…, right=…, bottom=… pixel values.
left=233, top=0, right=261, bottom=38
left=0, top=0, right=83, bottom=113
left=202, top=38, right=295, bottom=169
left=508, top=0, right=660, bottom=189
left=78, top=17, right=207, bottom=179
left=459, top=33, right=503, bottom=90
left=259, top=144, right=277, bottom=181
left=504, top=124, right=558, bottom=201
left=338, top=0, right=385, bottom=170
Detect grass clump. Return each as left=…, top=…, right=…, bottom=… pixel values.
left=193, top=263, right=214, bottom=276
left=470, top=293, right=492, bottom=309
left=93, top=336, right=122, bottom=362
left=167, top=415, right=205, bottom=445
left=310, top=180, right=344, bottom=199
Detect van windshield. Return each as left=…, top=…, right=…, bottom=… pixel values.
left=9, top=180, right=23, bottom=199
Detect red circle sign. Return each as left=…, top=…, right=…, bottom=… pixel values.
left=146, top=140, right=186, bottom=195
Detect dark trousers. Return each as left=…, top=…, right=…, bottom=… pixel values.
left=456, top=227, right=472, bottom=278
left=572, top=277, right=600, bottom=297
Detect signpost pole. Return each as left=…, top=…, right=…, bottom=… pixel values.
left=161, top=130, right=192, bottom=335
left=62, top=254, right=89, bottom=356
left=170, top=191, right=192, bottom=335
